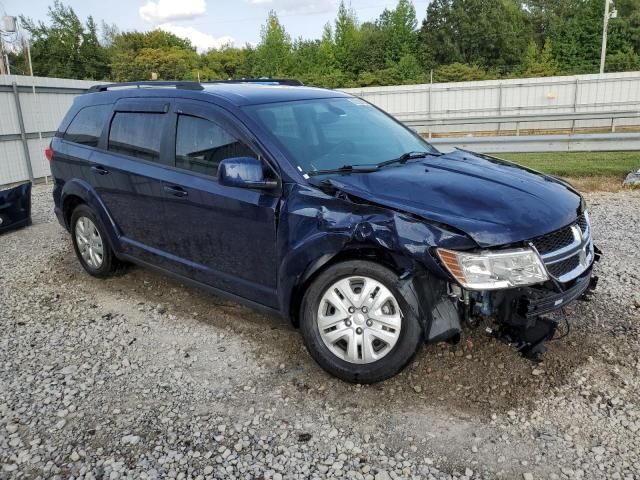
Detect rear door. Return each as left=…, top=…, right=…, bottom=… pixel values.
left=90, top=98, right=173, bottom=265
left=160, top=99, right=280, bottom=308
left=55, top=103, right=113, bottom=196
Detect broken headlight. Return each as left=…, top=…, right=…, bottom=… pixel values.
left=437, top=248, right=549, bottom=290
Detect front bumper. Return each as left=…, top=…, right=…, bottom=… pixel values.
left=493, top=244, right=600, bottom=327
left=517, top=268, right=598, bottom=319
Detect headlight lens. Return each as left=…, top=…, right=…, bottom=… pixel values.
left=437, top=248, right=549, bottom=290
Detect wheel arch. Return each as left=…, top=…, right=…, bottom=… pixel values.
left=60, top=179, right=121, bottom=253
left=287, top=246, right=413, bottom=328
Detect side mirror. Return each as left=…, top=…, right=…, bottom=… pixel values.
left=218, top=157, right=278, bottom=190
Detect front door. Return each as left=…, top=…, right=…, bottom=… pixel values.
left=160, top=100, right=280, bottom=308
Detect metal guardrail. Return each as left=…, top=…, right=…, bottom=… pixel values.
left=404, top=110, right=640, bottom=138
left=431, top=132, right=640, bottom=154
left=401, top=110, right=640, bottom=126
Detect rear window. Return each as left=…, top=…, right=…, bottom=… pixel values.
left=63, top=104, right=112, bottom=147
left=108, top=112, right=166, bottom=163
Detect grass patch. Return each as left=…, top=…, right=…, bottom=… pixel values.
left=499, top=151, right=640, bottom=178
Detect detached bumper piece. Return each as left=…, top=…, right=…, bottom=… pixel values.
left=494, top=261, right=599, bottom=362
left=518, top=269, right=598, bottom=319
left=0, top=182, right=32, bottom=234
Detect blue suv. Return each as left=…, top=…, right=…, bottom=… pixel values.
left=50, top=79, right=599, bottom=383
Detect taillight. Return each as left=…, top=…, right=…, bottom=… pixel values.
left=45, top=145, right=53, bottom=162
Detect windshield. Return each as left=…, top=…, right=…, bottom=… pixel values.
left=244, top=97, right=437, bottom=174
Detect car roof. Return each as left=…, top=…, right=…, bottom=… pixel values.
left=200, top=83, right=351, bottom=106
left=83, top=82, right=352, bottom=108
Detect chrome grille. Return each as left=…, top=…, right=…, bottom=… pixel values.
left=531, top=212, right=593, bottom=283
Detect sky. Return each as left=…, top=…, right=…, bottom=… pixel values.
left=0, top=0, right=430, bottom=52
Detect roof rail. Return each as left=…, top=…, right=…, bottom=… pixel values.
left=207, top=78, right=304, bottom=86
left=87, top=81, right=204, bottom=93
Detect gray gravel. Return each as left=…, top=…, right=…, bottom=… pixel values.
left=1, top=185, right=639, bottom=480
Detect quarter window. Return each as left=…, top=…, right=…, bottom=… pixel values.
left=63, top=104, right=112, bottom=147
left=108, top=112, right=166, bottom=163
left=175, top=115, right=255, bottom=177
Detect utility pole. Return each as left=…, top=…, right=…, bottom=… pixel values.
left=600, top=0, right=618, bottom=74
left=25, top=38, right=33, bottom=77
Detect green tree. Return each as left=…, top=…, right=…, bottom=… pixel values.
left=545, top=0, right=603, bottom=73
left=434, top=62, right=490, bottom=82
left=334, top=1, right=360, bottom=77
left=20, top=0, right=109, bottom=79
left=80, top=17, right=110, bottom=79
left=418, top=0, right=532, bottom=74
left=378, top=0, right=419, bottom=64
left=606, top=45, right=640, bottom=71
left=525, top=0, right=640, bottom=74
left=252, top=11, right=291, bottom=77
left=109, top=30, right=199, bottom=81
left=521, top=39, right=559, bottom=77
left=203, top=45, right=252, bottom=80
left=17, top=0, right=640, bottom=86
left=350, top=22, right=387, bottom=74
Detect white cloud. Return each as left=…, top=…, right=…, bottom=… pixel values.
left=158, top=24, right=234, bottom=52
left=247, top=0, right=336, bottom=15
left=140, top=0, right=207, bottom=23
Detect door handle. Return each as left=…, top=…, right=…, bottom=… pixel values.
left=163, top=185, right=188, bottom=198
left=91, top=165, right=110, bottom=175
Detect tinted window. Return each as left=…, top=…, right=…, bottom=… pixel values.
left=63, top=104, right=112, bottom=147
left=109, top=112, right=166, bottom=163
left=175, top=115, right=255, bottom=177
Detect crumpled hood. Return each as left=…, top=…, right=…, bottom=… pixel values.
left=325, top=150, right=582, bottom=247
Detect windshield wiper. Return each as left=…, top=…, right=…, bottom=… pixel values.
left=376, top=151, right=441, bottom=169
left=307, top=165, right=378, bottom=177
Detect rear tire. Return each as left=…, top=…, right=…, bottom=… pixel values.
left=70, top=204, right=119, bottom=278
left=300, top=260, right=423, bottom=383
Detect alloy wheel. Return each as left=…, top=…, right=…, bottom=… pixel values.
left=75, top=216, right=104, bottom=269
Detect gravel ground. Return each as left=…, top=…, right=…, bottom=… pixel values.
left=1, top=185, right=639, bottom=480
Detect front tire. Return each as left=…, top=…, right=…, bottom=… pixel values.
left=70, top=204, right=119, bottom=278
left=300, top=260, right=423, bottom=383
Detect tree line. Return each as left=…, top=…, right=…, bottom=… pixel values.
left=7, top=0, right=640, bottom=87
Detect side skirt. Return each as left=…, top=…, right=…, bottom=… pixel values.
left=118, top=253, right=287, bottom=324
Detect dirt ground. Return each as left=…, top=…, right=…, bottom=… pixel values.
left=1, top=185, right=639, bottom=479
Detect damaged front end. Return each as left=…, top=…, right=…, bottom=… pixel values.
left=436, top=210, right=601, bottom=360
left=281, top=179, right=600, bottom=362
left=0, top=182, right=32, bottom=234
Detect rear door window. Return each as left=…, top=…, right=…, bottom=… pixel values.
left=108, top=112, right=167, bottom=164
left=175, top=115, right=255, bottom=177
left=63, top=104, right=112, bottom=147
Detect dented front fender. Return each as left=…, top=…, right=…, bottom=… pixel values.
left=277, top=183, right=476, bottom=319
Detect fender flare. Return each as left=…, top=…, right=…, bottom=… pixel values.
left=278, top=232, right=351, bottom=320
left=277, top=232, right=415, bottom=323
left=60, top=179, right=122, bottom=254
